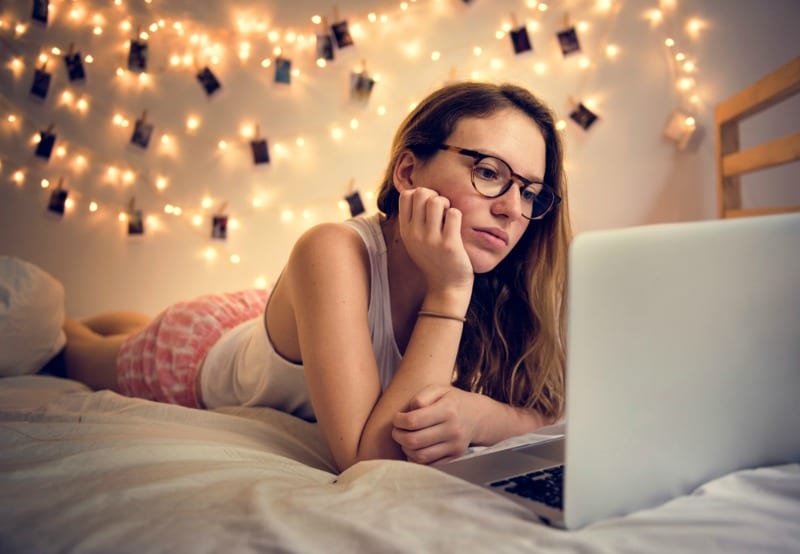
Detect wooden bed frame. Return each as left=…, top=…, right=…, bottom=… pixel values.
left=715, top=55, right=800, bottom=218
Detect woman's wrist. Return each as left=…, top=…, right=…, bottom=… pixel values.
left=420, top=286, right=472, bottom=319
left=472, top=395, right=547, bottom=446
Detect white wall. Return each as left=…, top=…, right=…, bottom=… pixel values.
left=1, top=0, right=798, bottom=317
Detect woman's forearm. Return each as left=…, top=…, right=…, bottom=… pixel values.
left=471, top=393, right=549, bottom=447
left=355, top=292, right=468, bottom=463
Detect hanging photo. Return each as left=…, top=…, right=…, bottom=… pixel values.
left=34, top=129, right=56, bottom=160
left=196, top=66, right=221, bottom=96
left=32, top=0, right=49, bottom=24
left=510, top=26, right=533, bottom=54
left=47, top=187, right=68, bottom=216
left=211, top=214, right=228, bottom=240
left=30, top=67, right=51, bottom=99
left=127, top=209, right=144, bottom=235
left=569, top=102, right=599, bottom=130
left=251, top=138, right=270, bottom=165
left=127, top=39, right=148, bottom=73
left=274, top=57, right=292, bottom=84
left=557, top=27, right=581, bottom=57
left=130, top=117, right=154, bottom=149
left=316, top=33, right=335, bottom=62
left=345, top=191, right=365, bottom=217
left=64, top=52, right=86, bottom=82
left=331, top=20, right=354, bottom=48
left=663, top=110, right=697, bottom=150
left=350, top=71, right=375, bottom=105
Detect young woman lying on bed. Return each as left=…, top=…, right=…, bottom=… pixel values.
left=62, top=81, right=572, bottom=472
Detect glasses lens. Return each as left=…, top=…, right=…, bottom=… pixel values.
left=471, top=157, right=511, bottom=197
left=526, top=186, right=554, bottom=219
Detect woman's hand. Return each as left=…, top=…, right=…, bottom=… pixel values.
left=391, top=384, right=482, bottom=465
left=398, top=188, right=474, bottom=298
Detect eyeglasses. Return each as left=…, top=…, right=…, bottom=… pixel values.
left=438, top=144, right=561, bottom=220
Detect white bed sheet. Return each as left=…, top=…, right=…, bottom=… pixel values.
left=1, top=375, right=798, bottom=553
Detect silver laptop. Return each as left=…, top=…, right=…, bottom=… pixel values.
left=440, top=213, right=800, bottom=529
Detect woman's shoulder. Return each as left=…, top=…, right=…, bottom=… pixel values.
left=289, top=220, right=369, bottom=272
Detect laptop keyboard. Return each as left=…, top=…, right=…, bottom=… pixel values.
left=489, top=465, right=564, bottom=510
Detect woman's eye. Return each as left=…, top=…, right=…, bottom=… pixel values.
left=521, top=188, right=538, bottom=202
left=474, top=165, right=500, bottom=181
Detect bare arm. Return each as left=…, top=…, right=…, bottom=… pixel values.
left=285, top=189, right=473, bottom=472
left=392, top=385, right=551, bottom=464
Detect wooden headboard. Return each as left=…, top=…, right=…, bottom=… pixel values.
left=715, top=55, right=800, bottom=218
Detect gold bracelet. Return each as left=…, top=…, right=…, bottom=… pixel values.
left=417, top=310, right=466, bottom=323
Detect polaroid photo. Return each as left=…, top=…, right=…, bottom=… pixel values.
left=211, top=215, right=228, bottom=240
left=510, top=26, right=533, bottom=54
left=350, top=71, right=375, bottom=105
left=345, top=191, right=365, bottom=217
left=35, top=130, right=56, bottom=160
left=331, top=21, right=354, bottom=48
left=32, top=0, right=49, bottom=24
left=251, top=139, right=270, bottom=165
left=64, top=52, right=86, bottom=82
left=47, top=188, right=68, bottom=216
left=557, top=27, right=581, bottom=57
left=127, top=209, right=145, bottom=235
left=30, top=68, right=51, bottom=99
left=569, top=102, right=599, bottom=130
left=316, top=33, right=335, bottom=62
left=128, top=39, right=148, bottom=73
left=663, top=110, right=697, bottom=150
left=130, top=118, right=154, bottom=149
left=196, top=66, right=221, bottom=96
left=274, top=57, right=292, bottom=84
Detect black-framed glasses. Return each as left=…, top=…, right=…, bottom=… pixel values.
left=438, top=144, right=561, bottom=220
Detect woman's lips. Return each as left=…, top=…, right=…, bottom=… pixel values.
left=474, top=227, right=509, bottom=248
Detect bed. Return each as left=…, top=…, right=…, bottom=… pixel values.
left=3, top=57, right=800, bottom=552
left=715, top=54, right=800, bottom=218
left=1, top=374, right=799, bottom=554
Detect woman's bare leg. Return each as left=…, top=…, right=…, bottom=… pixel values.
left=81, top=311, right=151, bottom=336
left=62, top=318, right=129, bottom=391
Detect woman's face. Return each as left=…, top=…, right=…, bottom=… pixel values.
left=410, top=108, right=547, bottom=274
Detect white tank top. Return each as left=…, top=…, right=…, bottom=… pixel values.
left=200, top=213, right=402, bottom=420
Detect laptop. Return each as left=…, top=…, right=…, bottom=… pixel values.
left=439, top=213, right=800, bottom=529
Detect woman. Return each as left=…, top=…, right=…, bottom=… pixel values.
left=63, top=81, right=571, bottom=472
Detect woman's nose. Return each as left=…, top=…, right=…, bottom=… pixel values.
left=491, top=182, right=524, bottom=218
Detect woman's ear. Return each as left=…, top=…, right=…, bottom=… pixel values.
left=392, top=150, right=416, bottom=192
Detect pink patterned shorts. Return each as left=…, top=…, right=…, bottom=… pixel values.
left=116, top=289, right=270, bottom=408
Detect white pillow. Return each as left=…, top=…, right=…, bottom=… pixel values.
left=0, top=257, right=66, bottom=377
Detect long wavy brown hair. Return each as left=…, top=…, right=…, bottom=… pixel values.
left=376, top=81, right=572, bottom=423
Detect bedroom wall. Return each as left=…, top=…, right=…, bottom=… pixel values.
left=1, top=0, right=798, bottom=317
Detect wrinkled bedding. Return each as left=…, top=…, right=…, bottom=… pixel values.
left=1, top=375, right=798, bottom=554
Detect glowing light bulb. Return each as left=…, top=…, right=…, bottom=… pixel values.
left=204, top=247, right=218, bottom=261
left=89, top=201, right=98, bottom=212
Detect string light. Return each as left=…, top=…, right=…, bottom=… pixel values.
left=0, top=0, right=707, bottom=274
